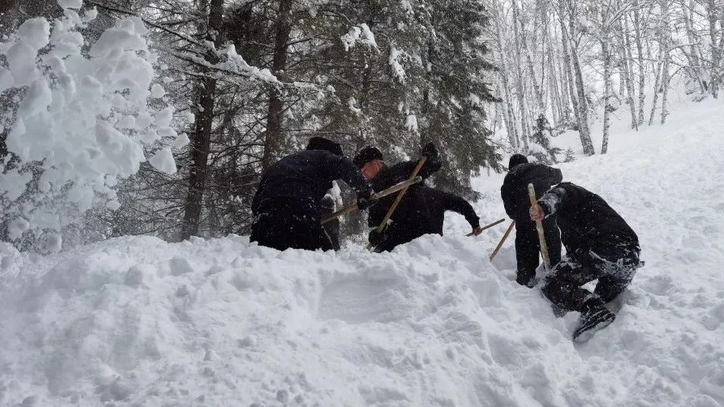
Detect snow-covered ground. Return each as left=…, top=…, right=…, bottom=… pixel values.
left=1, top=96, right=724, bottom=407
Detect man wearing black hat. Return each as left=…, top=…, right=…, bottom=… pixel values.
left=250, top=137, right=374, bottom=251
left=353, top=143, right=483, bottom=252
left=500, top=154, right=563, bottom=287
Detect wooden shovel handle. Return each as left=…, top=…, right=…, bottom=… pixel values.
left=320, top=176, right=423, bottom=224
left=366, top=156, right=427, bottom=250
left=489, top=220, right=515, bottom=261
left=467, top=218, right=506, bottom=236
left=528, top=183, right=551, bottom=271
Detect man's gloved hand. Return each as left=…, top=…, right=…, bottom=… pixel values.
left=529, top=203, right=545, bottom=221
left=368, top=229, right=384, bottom=247
left=421, top=142, right=438, bottom=160
left=356, top=188, right=375, bottom=211
left=471, top=226, right=483, bottom=236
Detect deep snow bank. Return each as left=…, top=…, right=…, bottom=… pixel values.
left=1, top=99, right=724, bottom=407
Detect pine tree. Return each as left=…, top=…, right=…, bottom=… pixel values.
left=415, top=0, right=502, bottom=197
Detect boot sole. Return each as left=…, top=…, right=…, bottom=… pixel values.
left=572, top=314, right=615, bottom=343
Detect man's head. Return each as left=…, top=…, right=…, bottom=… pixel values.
left=353, top=146, right=385, bottom=180
left=508, top=154, right=528, bottom=171
left=306, top=137, right=344, bottom=156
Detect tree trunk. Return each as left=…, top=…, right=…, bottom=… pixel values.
left=648, top=58, right=663, bottom=126
left=634, top=2, right=646, bottom=126
left=513, top=0, right=545, bottom=114
left=622, top=15, right=638, bottom=130
left=601, top=36, right=613, bottom=154
left=492, top=0, right=520, bottom=149
left=260, top=0, right=293, bottom=171
left=566, top=0, right=594, bottom=155
left=180, top=0, right=224, bottom=240
left=511, top=0, right=530, bottom=149
left=660, top=0, right=671, bottom=124
left=555, top=26, right=573, bottom=122
left=548, top=34, right=564, bottom=124
left=558, top=0, right=582, bottom=131
left=682, top=0, right=706, bottom=94
left=706, top=0, right=721, bottom=98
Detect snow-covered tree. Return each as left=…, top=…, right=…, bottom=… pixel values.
left=0, top=0, right=179, bottom=251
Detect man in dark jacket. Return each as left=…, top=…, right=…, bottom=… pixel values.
left=530, top=182, right=642, bottom=342
left=500, top=154, right=563, bottom=287
left=353, top=144, right=482, bottom=252
left=250, top=137, right=374, bottom=251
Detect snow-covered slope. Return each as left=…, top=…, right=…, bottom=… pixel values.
left=1, top=99, right=723, bottom=407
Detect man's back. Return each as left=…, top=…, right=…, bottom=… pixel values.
left=253, top=150, right=367, bottom=214
left=539, top=182, right=638, bottom=254
left=501, top=162, right=562, bottom=222
left=420, top=187, right=479, bottom=235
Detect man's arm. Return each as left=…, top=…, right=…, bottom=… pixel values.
left=383, top=143, right=442, bottom=183
left=500, top=181, right=519, bottom=220
left=536, top=182, right=582, bottom=216
left=326, top=153, right=373, bottom=196
left=440, top=190, right=480, bottom=229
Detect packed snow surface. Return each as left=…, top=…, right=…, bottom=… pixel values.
left=1, top=98, right=723, bottom=407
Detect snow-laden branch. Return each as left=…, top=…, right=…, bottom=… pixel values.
left=0, top=0, right=183, bottom=251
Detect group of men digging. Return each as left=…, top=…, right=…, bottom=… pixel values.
left=250, top=137, right=642, bottom=342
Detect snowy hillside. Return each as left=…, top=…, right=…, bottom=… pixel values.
left=1, top=98, right=724, bottom=407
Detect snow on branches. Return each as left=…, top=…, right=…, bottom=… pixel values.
left=0, top=0, right=180, bottom=251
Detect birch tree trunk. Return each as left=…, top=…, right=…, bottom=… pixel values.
left=567, top=0, right=595, bottom=155
left=648, top=58, right=663, bottom=126
left=634, top=2, right=647, bottom=126
left=622, top=15, right=638, bottom=130
left=511, top=0, right=530, bottom=148
left=601, top=22, right=613, bottom=153
left=682, top=0, right=706, bottom=94
left=548, top=33, right=564, bottom=123
left=558, top=0, right=581, bottom=127
left=492, top=0, right=520, bottom=149
left=706, top=0, right=722, bottom=98
left=513, top=0, right=545, bottom=114
left=659, top=0, right=671, bottom=124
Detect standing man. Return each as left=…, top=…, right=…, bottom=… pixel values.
left=353, top=144, right=483, bottom=252
left=251, top=137, right=374, bottom=251
left=530, top=182, right=642, bottom=342
left=500, top=154, right=563, bottom=287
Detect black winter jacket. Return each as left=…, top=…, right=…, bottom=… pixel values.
left=501, top=163, right=563, bottom=223
left=420, top=187, right=480, bottom=233
left=368, top=159, right=478, bottom=248
left=537, top=182, right=639, bottom=255
left=367, top=157, right=441, bottom=228
left=252, top=150, right=371, bottom=214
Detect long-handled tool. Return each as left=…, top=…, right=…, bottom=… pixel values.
left=321, top=175, right=423, bottom=224
left=466, top=218, right=506, bottom=236
left=528, top=183, right=551, bottom=271
left=366, top=156, right=427, bottom=250
left=489, top=220, right=515, bottom=261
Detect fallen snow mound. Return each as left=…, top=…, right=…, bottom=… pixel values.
left=1, top=99, right=724, bottom=407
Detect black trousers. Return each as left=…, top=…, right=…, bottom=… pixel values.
left=250, top=197, right=334, bottom=252
left=515, top=217, right=562, bottom=286
left=541, top=242, right=641, bottom=312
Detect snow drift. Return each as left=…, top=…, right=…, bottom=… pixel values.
left=1, top=99, right=723, bottom=406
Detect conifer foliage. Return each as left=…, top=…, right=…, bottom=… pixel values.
left=1, top=0, right=500, bottom=248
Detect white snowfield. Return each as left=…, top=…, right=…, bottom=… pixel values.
left=1, top=99, right=724, bottom=407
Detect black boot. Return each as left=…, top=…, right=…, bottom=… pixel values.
left=573, top=298, right=616, bottom=343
